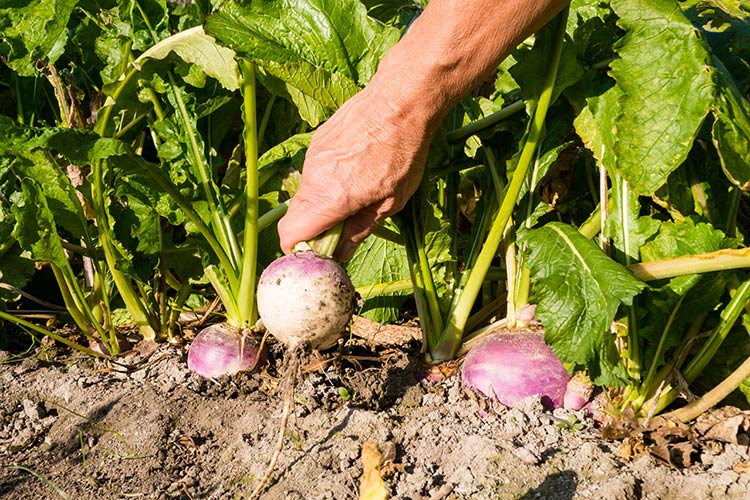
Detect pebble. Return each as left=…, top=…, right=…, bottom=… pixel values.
left=22, top=399, right=46, bottom=421
left=9, top=428, right=35, bottom=452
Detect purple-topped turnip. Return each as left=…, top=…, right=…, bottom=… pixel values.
left=187, top=323, right=261, bottom=378
left=256, top=250, right=356, bottom=351
left=462, top=329, right=570, bottom=409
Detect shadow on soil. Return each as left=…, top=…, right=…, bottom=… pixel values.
left=519, top=470, right=578, bottom=499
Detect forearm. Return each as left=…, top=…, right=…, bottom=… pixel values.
left=368, top=0, right=569, bottom=132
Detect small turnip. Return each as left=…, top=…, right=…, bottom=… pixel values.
left=256, top=250, right=356, bottom=351
left=462, top=329, right=570, bottom=409
left=187, top=323, right=261, bottom=378
left=563, top=371, right=594, bottom=410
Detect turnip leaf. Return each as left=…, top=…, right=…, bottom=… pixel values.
left=134, top=26, right=241, bottom=91
left=206, top=0, right=400, bottom=125
left=256, top=61, right=361, bottom=127
left=0, top=0, right=78, bottom=76
left=576, top=0, right=715, bottom=195
left=10, top=182, right=69, bottom=269
left=711, top=63, right=750, bottom=190
left=345, top=235, right=410, bottom=324
left=519, top=222, right=646, bottom=385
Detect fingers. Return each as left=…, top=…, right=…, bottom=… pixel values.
left=278, top=194, right=347, bottom=254
left=335, top=202, right=393, bottom=261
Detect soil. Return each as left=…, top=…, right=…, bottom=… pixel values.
left=2, top=321, right=750, bottom=500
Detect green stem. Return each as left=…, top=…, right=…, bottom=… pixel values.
left=356, top=279, right=413, bottom=298
left=168, top=73, right=241, bottom=273
left=649, top=279, right=750, bottom=415
left=664, top=355, right=750, bottom=422
left=141, top=165, right=238, bottom=289
left=684, top=280, right=750, bottom=382
left=0, top=310, right=104, bottom=358
left=237, top=60, right=260, bottom=327
left=445, top=100, right=525, bottom=143
left=50, top=265, right=96, bottom=338
left=640, top=295, right=684, bottom=401
left=431, top=8, right=569, bottom=363
left=579, top=203, right=602, bottom=239
left=629, top=248, right=750, bottom=281
left=308, top=222, right=344, bottom=257
left=258, top=94, right=276, bottom=145
left=258, top=200, right=289, bottom=232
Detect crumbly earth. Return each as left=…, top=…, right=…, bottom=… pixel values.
left=1, top=328, right=750, bottom=500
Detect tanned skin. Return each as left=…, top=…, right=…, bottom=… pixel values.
left=278, top=0, right=570, bottom=260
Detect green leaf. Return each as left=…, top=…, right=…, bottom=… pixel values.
left=120, top=0, right=169, bottom=51
left=207, top=0, right=399, bottom=84
left=520, top=222, right=646, bottom=385
left=10, top=181, right=69, bottom=268
left=510, top=23, right=584, bottom=105
left=640, top=219, right=730, bottom=261
left=206, top=0, right=400, bottom=123
left=0, top=0, right=79, bottom=76
left=711, top=59, right=750, bottom=190
left=0, top=119, right=92, bottom=240
left=0, top=249, right=37, bottom=302
left=133, top=26, right=241, bottom=91
left=576, top=0, right=715, bottom=194
left=346, top=235, right=410, bottom=323
left=604, top=178, right=661, bottom=263
left=114, top=175, right=162, bottom=256
left=257, top=61, right=361, bottom=127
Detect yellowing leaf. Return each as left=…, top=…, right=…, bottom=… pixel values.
left=134, top=26, right=240, bottom=91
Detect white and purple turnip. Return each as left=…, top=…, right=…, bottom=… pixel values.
left=461, top=329, right=571, bottom=409
left=187, top=323, right=261, bottom=378
left=256, top=250, right=356, bottom=351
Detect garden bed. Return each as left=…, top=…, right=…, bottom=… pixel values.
left=2, top=327, right=750, bottom=500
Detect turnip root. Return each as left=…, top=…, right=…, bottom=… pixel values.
left=187, top=323, right=261, bottom=378
left=563, top=372, right=594, bottom=410
left=462, top=329, right=570, bottom=409
left=256, top=250, right=356, bottom=351
left=248, top=249, right=356, bottom=499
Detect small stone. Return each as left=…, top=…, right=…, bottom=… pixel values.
left=9, top=428, right=35, bottom=452
left=514, top=446, right=540, bottom=464
left=22, top=400, right=46, bottom=421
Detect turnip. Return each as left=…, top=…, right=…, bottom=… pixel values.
left=187, top=323, right=261, bottom=378
left=462, top=329, right=570, bottom=409
left=246, top=248, right=356, bottom=499
left=562, top=371, right=594, bottom=411
left=256, top=250, right=356, bottom=351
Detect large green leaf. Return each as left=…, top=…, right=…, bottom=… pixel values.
left=711, top=60, right=750, bottom=190
left=520, top=222, right=646, bottom=385
left=206, top=0, right=400, bottom=124
left=0, top=0, right=79, bottom=76
left=257, top=61, right=361, bottom=127
left=10, top=182, right=69, bottom=268
left=207, top=0, right=399, bottom=84
left=134, top=26, right=240, bottom=91
left=0, top=119, right=95, bottom=240
left=576, top=0, right=715, bottom=194
left=346, top=236, right=410, bottom=323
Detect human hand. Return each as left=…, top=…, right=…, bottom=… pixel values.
left=277, top=85, right=432, bottom=260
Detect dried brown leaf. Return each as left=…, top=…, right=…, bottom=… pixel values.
left=351, top=316, right=421, bottom=347
left=359, top=440, right=388, bottom=500
left=733, top=460, right=750, bottom=474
